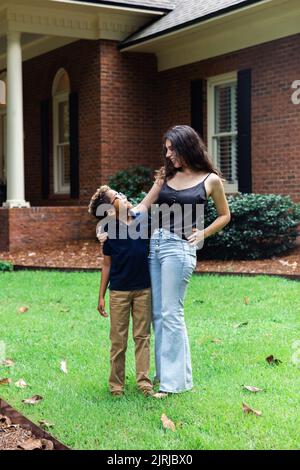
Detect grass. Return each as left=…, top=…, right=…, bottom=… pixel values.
left=0, top=270, right=300, bottom=450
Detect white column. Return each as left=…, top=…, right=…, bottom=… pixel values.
left=3, top=32, right=30, bottom=208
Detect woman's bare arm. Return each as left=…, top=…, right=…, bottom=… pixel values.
left=187, top=175, right=231, bottom=246
left=134, top=179, right=164, bottom=212
left=203, top=175, right=231, bottom=238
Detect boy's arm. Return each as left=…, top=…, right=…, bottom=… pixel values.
left=98, top=255, right=111, bottom=317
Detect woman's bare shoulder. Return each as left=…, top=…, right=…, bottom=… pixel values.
left=207, top=173, right=223, bottom=187
left=206, top=173, right=224, bottom=197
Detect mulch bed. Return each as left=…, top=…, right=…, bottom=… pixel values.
left=0, top=398, right=69, bottom=450
left=1, top=239, right=300, bottom=278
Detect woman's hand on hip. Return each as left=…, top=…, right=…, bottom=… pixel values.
left=187, top=228, right=205, bottom=248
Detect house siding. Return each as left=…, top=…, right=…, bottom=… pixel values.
left=1, top=32, right=299, bottom=250
left=99, top=41, right=160, bottom=183
left=22, top=33, right=300, bottom=206
left=22, top=39, right=161, bottom=207
left=23, top=40, right=101, bottom=206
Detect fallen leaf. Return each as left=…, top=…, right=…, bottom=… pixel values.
left=233, top=322, right=249, bottom=329
left=28, top=252, right=36, bottom=257
left=41, top=438, right=54, bottom=450
left=278, top=259, right=297, bottom=269
left=15, top=378, right=28, bottom=388
left=1, top=358, right=15, bottom=367
left=161, top=413, right=176, bottom=432
left=0, top=414, right=12, bottom=427
left=211, top=338, right=222, bottom=344
left=244, top=297, right=250, bottom=305
left=266, top=355, right=282, bottom=365
left=60, top=359, right=68, bottom=374
left=242, top=402, right=262, bottom=417
left=18, top=306, right=29, bottom=314
left=242, top=385, right=264, bottom=393
left=22, top=395, right=43, bottom=405
left=38, top=419, right=54, bottom=429
left=0, top=377, right=11, bottom=385
left=59, top=307, right=70, bottom=313
left=18, top=438, right=43, bottom=450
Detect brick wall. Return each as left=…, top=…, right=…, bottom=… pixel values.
left=99, top=41, right=161, bottom=182
left=23, top=40, right=101, bottom=206
left=22, top=39, right=162, bottom=208
left=0, top=207, right=96, bottom=251
left=157, top=33, right=300, bottom=201
left=0, top=207, right=9, bottom=251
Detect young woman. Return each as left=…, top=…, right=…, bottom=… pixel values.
left=133, top=125, right=231, bottom=396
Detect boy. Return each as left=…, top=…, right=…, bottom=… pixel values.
left=88, top=186, right=154, bottom=397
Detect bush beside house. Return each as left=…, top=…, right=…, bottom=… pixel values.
left=202, top=194, right=300, bottom=260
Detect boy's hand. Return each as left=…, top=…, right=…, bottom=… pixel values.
left=98, top=298, right=109, bottom=317
left=96, top=222, right=108, bottom=245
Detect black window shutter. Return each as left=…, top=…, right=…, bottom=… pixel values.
left=237, top=69, right=252, bottom=193
left=69, top=92, right=80, bottom=199
left=40, top=99, right=50, bottom=199
left=191, top=79, right=204, bottom=138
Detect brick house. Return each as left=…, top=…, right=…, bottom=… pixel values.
left=0, top=0, right=299, bottom=250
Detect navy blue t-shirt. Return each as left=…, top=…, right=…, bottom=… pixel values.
left=102, top=219, right=151, bottom=291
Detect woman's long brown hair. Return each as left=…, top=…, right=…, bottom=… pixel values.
left=155, top=125, right=222, bottom=182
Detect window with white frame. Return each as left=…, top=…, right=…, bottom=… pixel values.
left=207, top=72, right=238, bottom=192
left=0, top=73, right=7, bottom=185
left=52, top=69, right=70, bottom=194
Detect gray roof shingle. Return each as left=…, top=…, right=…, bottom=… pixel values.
left=121, top=0, right=264, bottom=46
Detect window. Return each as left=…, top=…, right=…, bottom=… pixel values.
left=52, top=69, right=70, bottom=194
left=207, top=72, right=238, bottom=193
left=0, top=73, right=7, bottom=185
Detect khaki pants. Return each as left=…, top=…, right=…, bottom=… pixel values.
left=109, top=288, right=152, bottom=393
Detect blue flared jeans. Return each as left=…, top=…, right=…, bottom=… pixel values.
left=148, top=228, right=197, bottom=393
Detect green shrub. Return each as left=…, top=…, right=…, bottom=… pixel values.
left=199, top=193, right=300, bottom=260
left=0, top=260, right=13, bottom=272
left=108, top=166, right=153, bottom=199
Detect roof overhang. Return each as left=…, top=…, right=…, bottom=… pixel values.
left=0, top=0, right=164, bottom=69
left=54, top=0, right=174, bottom=14
left=120, top=0, right=300, bottom=71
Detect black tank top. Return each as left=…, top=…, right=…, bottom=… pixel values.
left=155, top=173, right=212, bottom=240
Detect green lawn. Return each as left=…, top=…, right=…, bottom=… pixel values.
left=0, top=270, right=299, bottom=450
